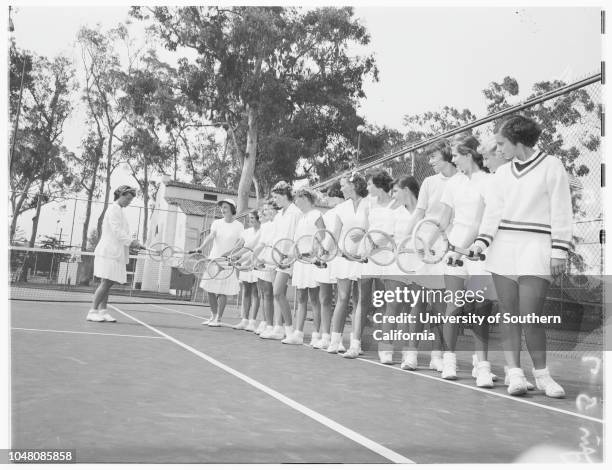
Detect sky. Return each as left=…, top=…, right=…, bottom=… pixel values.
left=8, top=4, right=602, bottom=244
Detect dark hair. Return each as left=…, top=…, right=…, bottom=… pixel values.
left=454, top=135, right=489, bottom=172
left=326, top=180, right=344, bottom=199
left=425, top=138, right=454, bottom=164
left=219, top=201, right=237, bottom=215
left=264, top=197, right=280, bottom=211
left=295, top=188, right=318, bottom=205
left=346, top=172, right=368, bottom=198
left=271, top=181, right=293, bottom=201
left=113, top=186, right=136, bottom=201
left=394, top=176, right=420, bottom=200
left=249, top=209, right=260, bottom=221
left=367, top=169, right=394, bottom=193
left=497, top=115, right=542, bottom=147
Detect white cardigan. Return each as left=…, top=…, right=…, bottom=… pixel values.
left=94, top=202, right=132, bottom=263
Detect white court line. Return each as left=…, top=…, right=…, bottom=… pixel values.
left=147, top=303, right=208, bottom=320
left=138, top=303, right=604, bottom=425
left=109, top=305, right=413, bottom=464
left=12, top=327, right=165, bottom=340
left=357, top=358, right=603, bottom=424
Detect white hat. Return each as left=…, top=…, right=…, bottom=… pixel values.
left=217, top=198, right=236, bottom=210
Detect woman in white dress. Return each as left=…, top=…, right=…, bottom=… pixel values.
left=326, top=173, right=369, bottom=354
left=282, top=188, right=326, bottom=345
left=88, top=185, right=145, bottom=322
left=232, top=210, right=262, bottom=331
left=343, top=169, right=396, bottom=359
left=253, top=200, right=279, bottom=336
left=408, top=139, right=458, bottom=371
left=312, top=181, right=345, bottom=350
left=381, top=176, right=420, bottom=368
left=194, top=199, right=244, bottom=327
left=261, top=181, right=302, bottom=341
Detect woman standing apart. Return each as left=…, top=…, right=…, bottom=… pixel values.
left=194, top=199, right=244, bottom=327
left=88, top=185, right=145, bottom=322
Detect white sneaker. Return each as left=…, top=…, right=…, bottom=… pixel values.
left=441, top=352, right=457, bottom=380
left=471, top=354, right=498, bottom=381
left=267, top=325, right=285, bottom=340
left=378, top=350, right=393, bottom=365
left=337, top=341, right=346, bottom=353
left=208, top=320, right=221, bottom=327
left=326, top=333, right=343, bottom=353
left=98, top=310, right=116, bottom=322
left=255, top=321, right=267, bottom=335
left=308, top=332, right=321, bottom=347
left=282, top=330, right=304, bottom=345
left=259, top=325, right=276, bottom=339
left=233, top=319, right=248, bottom=330
left=86, top=309, right=105, bottom=322
left=506, top=367, right=529, bottom=396
left=342, top=339, right=361, bottom=359
left=429, top=351, right=443, bottom=372
left=504, top=366, right=535, bottom=390
left=475, top=361, right=494, bottom=388
left=533, top=367, right=565, bottom=398
left=400, top=350, right=418, bottom=370
left=202, top=316, right=214, bottom=325
left=245, top=319, right=257, bottom=332
left=317, top=334, right=331, bottom=350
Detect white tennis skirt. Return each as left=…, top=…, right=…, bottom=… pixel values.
left=200, top=271, right=240, bottom=296
left=413, top=260, right=446, bottom=289
left=239, top=269, right=257, bottom=284
left=330, top=256, right=361, bottom=281
left=94, top=256, right=127, bottom=284
left=314, top=259, right=336, bottom=284
left=485, top=230, right=552, bottom=280
left=292, top=262, right=319, bottom=289
left=254, top=269, right=275, bottom=283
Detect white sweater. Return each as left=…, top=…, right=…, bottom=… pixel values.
left=475, top=149, right=573, bottom=259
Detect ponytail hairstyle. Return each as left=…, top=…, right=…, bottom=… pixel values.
left=454, top=134, right=489, bottom=172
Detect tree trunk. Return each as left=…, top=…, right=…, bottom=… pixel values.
left=28, top=179, right=46, bottom=248
left=10, top=183, right=31, bottom=243
left=81, top=143, right=102, bottom=251
left=142, top=159, right=149, bottom=244
left=97, top=135, right=114, bottom=241
left=236, top=105, right=258, bottom=214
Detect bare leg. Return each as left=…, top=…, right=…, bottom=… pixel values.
left=92, top=279, right=114, bottom=310
left=308, top=287, right=321, bottom=333
left=294, top=288, right=309, bottom=331
left=217, top=294, right=228, bottom=320
left=331, top=279, right=353, bottom=333
left=353, top=277, right=373, bottom=342
left=249, top=282, right=260, bottom=320
left=208, top=292, right=218, bottom=318
left=319, top=283, right=333, bottom=335
left=258, top=279, right=274, bottom=324
left=492, top=273, right=521, bottom=368
left=441, top=275, right=466, bottom=353
left=520, top=276, right=550, bottom=370
left=241, top=283, right=252, bottom=320
left=472, top=300, right=493, bottom=362
left=273, top=272, right=291, bottom=326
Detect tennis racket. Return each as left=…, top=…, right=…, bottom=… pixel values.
left=341, top=227, right=368, bottom=263
left=141, top=242, right=168, bottom=262
left=230, top=247, right=256, bottom=272
left=413, top=218, right=486, bottom=266
left=312, top=229, right=339, bottom=265
left=272, top=238, right=298, bottom=268
left=363, top=229, right=397, bottom=266
left=294, top=233, right=329, bottom=269
left=395, top=237, right=420, bottom=273
left=252, top=244, right=278, bottom=272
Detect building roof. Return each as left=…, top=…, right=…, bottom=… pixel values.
left=165, top=180, right=256, bottom=197
left=165, top=197, right=219, bottom=217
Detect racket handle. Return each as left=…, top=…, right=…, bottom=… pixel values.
left=447, top=258, right=463, bottom=267
left=188, top=250, right=200, bottom=254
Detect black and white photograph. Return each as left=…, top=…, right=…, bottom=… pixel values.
left=2, top=0, right=609, bottom=465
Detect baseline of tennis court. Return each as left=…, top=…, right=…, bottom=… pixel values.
left=10, top=300, right=603, bottom=463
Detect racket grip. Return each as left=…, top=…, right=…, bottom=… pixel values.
left=448, top=258, right=463, bottom=267
left=468, top=250, right=485, bottom=261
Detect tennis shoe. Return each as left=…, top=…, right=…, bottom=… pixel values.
left=441, top=352, right=457, bottom=380
left=400, top=351, right=418, bottom=370
left=475, top=361, right=494, bottom=388
left=233, top=319, right=248, bottom=330
left=506, top=367, right=529, bottom=396
left=504, top=366, right=535, bottom=390
left=86, top=309, right=105, bottom=322
left=245, top=319, right=257, bottom=331
left=99, top=310, right=116, bottom=322
left=429, top=351, right=443, bottom=372
left=533, top=368, right=565, bottom=398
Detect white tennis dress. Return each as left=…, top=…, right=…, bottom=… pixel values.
left=271, top=203, right=302, bottom=275
left=94, top=202, right=132, bottom=284
left=291, top=209, right=322, bottom=289
left=361, top=198, right=395, bottom=278
left=314, top=206, right=339, bottom=284
left=253, top=219, right=276, bottom=283
left=330, top=198, right=369, bottom=281
left=200, top=218, right=244, bottom=296
left=387, top=204, right=421, bottom=278
left=414, top=172, right=454, bottom=289
left=238, top=226, right=261, bottom=284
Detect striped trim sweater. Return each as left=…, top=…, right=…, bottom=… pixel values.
left=475, top=149, right=574, bottom=259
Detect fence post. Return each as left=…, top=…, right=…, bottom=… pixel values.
left=411, top=153, right=415, bottom=176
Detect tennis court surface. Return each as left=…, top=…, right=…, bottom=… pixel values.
left=11, top=298, right=603, bottom=464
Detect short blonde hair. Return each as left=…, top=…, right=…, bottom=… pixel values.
left=295, top=187, right=319, bottom=205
